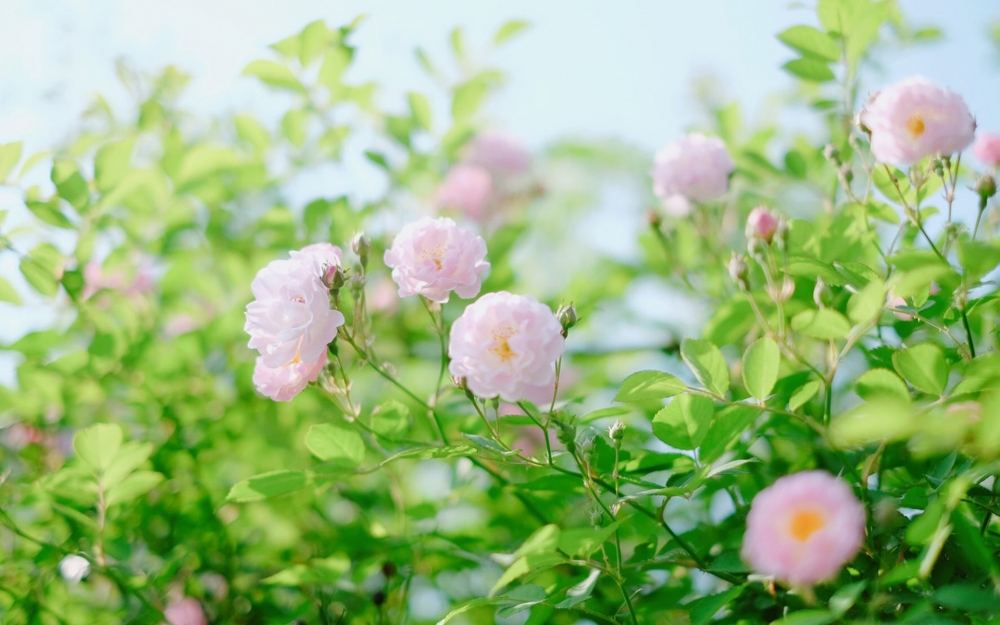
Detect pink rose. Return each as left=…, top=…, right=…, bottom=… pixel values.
left=742, top=471, right=866, bottom=586
left=746, top=206, right=780, bottom=243
left=291, top=242, right=343, bottom=286
left=462, top=132, right=531, bottom=178
left=973, top=131, right=1000, bottom=168
left=245, top=246, right=345, bottom=369
left=448, top=292, right=565, bottom=401
left=861, top=76, right=976, bottom=166
left=252, top=352, right=327, bottom=401
left=162, top=598, right=207, bottom=625
left=383, top=217, right=490, bottom=303
left=435, top=164, right=494, bottom=220
left=651, top=133, right=734, bottom=209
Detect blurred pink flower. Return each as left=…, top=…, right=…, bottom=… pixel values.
left=252, top=352, right=327, bottom=401
left=245, top=248, right=344, bottom=369
left=651, top=133, right=734, bottom=209
left=462, top=132, right=531, bottom=177
left=746, top=206, right=779, bottom=243
left=291, top=242, right=343, bottom=286
left=862, top=76, right=976, bottom=166
left=435, top=164, right=494, bottom=220
left=81, top=260, right=156, bottom=300
left=162, top=598, right=207, bottom=625
left=742, top=471, right=865, bottom=586
left=449, top=292, right=565, bottom=401
left=887, top=295, right=912, bottom=321
left=972, top=131, right=1000, bottom=167
left=383, top=217, right=489, bottom=303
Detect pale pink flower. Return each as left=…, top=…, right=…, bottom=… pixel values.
left=449, top=292, right=565, bottom=401
left=862, top=76, right=976, bottom=166
left=81, top=260, right=156, bottom=300
left=742, top=471, right=865, bottom=586
left=245, top=249, right=345, bottom=369
left=651, top=133, right=734, bottom=209
left=887, top=295, right=912, bottom=321
left=462, top=132, right=531, bottom=177
left=383, top=217, right=489, bottom=303
left=162, top=598, right=207, bottom=625
left=972, top=131, right=1000, bottom=168
left=291, top=242, right=343, bottom=286
left=435, top=164, right=494, bottom=220
left=746, top=207, right=780, bottom=243
left=252, top=352, right=327, bottom=401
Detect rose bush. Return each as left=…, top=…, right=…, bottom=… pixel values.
left=1, top=3, right=1000, bottom=624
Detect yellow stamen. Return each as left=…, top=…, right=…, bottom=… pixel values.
left=789, top=509, right=825, bottom=541
left=906, top=115, right=926, bottom=138
left=489, top=326, right=517, bottom=362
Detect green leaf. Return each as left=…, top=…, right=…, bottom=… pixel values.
left=829, top=581, right=866, bottom=617
left=494, top=20, right=530, bottom=46
left=742, top=337, right=780, bottom=401
left=855, top=369, right=910, bottom=403
left=490, top=553, right=565, bottom=597
left=689, top=585, right=745, bottom=625
left=26, top=200, right=73, bottom=229
left=893, top=344, right=948, bottom=395
left=174, top=145, right=241, bottom=188
left=371, top=400, right=410, bottom=440
left=94, top=136, right=135, bottom=192
left=318, top=46, right=353, bottom=89
left=782, top=58, right=835, bottom=82
left=514, top=524, right=561, bottom=558
left=0, top=141, right=23, bottom=182
left=281, top=109, right=308, bottom=147
left=235, top=115, right=270, bottom=152
left=452, top=72, right=502, bottom=122
left=101, top=441, right=153, bottom=490
left=700, top=405, right=759, bottom=463
left=51, top=159, right=89, bottom=209
left=74, top=423, right=123, bottom=474
left=298, top=21, right=332, bottom=66
left=933, top=584, right=1000, bottom=613
left=652, top=394, right=714, bottom=450
left=789, top=380, right=821, bottom=411
left=408, top=92, right=433, bottom=131
left=790, top=309, right=851, bottom=340
left=614, top=370, right=686, bottom=402
left=241, top=59, right=305, bottom=92
left=226, top=469, right=311, bottom=503
left=381, top=445, right=476, bottom=464
left=305, top=423, right=365, bottom=468
left=770, top=610, right=836, bottom=625
left=555, top=568, right=601, bottom=609
left=681, top=339, right=730, bottom=397
left=0, top=276, right=21, bottom=305
left=105, top=471, right=164, bottom=506
left=777, top=25, right=840, bottom=61
left=847, top=279, right=885, bottom=324
left=557, top=521, right=621, bottom=558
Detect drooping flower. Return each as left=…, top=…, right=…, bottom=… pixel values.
left=383, top=217, right=490, bottom=303
left=746, top=206, right=780, bottom=243
left=449, top=291, right=565, bottom=401
left=245, top=247, right=345, bottom=369
left=651, top=133, right=734, bottom=211
left=972, top=131, right=1000, bottom=168
left=462, top=132, right=531, bottom=177
left=435, top=164, right=494, bottom=220
left=861, top=76, right=976, bottom=167
left=252, top=352, right=328, bottom=402
left=162, top=598, right=207, bottom=625
left=742, top=471, right=866, bottom=586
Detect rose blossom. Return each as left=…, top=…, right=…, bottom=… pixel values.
left=973, top=131, right=1000, bottom=168
left=245, top=246, right=344, bottom=369
left=651, top=133, right=734, bottom=212
left=162, top=598, right=207, bottom=625
left=448, top=292, right=565, bottom=401
left=435, top=164, right=494, bottom=220
left=383, top=217, right=489, bottom=303
left=742, top=471, right=866, bottom=586
left=462, top=132, right=531, bottom=177
left=746, top=206, right=780, bottom=243
left=861, top=76, right=976, bottom=167
left=252, top=352, right=327, bottom=402
left=291, top=242, right=343, bottom=286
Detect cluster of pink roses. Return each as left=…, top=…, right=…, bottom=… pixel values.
left=435, top=131, right=532, bottom=222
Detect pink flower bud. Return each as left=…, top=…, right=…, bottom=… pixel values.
left=162, top=598, right=207, bottom=625
left=742, top=471, right=865, bottom=586
left=448, top=292, right=565, bottom=402
left=972, top=131, right=1000, bottom=168
left=861, top=76, right=976, bottom=167
left=746, top=206, right=779, bottom=243
left=461, top=132, right=531, bottom=177
left=383, top=217, right=489, bottom=303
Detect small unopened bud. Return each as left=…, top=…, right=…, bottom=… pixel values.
left=976, top=175, right=996, bottom=205
left=556, top=303, right=578, bottom=336
left=766, top=276, right=795, bottom=303
left=608, top=419, right=626, bottom=442
left=646, top=209, right=662, bottom=229
left=728, top=252, right=749, bottom=290
left=932, top=157, right=946, bottom=178
left=453, top=376, right=467, bottom=391
left=822, top=144, right=840, bottom=164
left=323, top=265, right=346, bottom=291
left=839, top=163, right=853, bottom=183
left=351, top=232, right=371, bottom=268
left=555, top=420, right=576, bottom=453
left=813, top=277, right=829, bottom=308
left=382, top=562, right=397, bottom=577
left=372, top=591, right=386, bottom=606
left=589, top=507, right=604, bottom=526
left=746, top=206, right=780, bottom=244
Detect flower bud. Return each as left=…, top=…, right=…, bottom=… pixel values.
left=646, top=209, right=662, bottom=229
left=323, top=265, right=346, bottom=291
left=822, top=144, right=840, bottom=164
left=932, top=157, right=946, bottom=178
left=976, top=175, right=996, bottom=204
left=556, top=303, right=578, bottom=336
left=728, top=252, right=749, bottom=290
left=351, top=232, right=371, bottom=268
left=555, top=420, right=577, bottom=454
left=746, top=206, right=780, bottom=244
left=608, top=419, right=626, bottom=442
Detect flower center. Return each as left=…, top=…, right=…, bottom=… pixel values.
left=489, top=326, right=517, bottom=362
left=906, top=115, right=926, bottom=138
left=789, top=509, right=825, bottom=541
left=420, top=246, right=445, bottom=271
